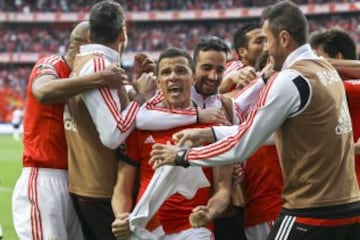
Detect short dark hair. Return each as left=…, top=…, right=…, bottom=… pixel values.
left=262, top=1, right=308, bottom=46
left=309, top=28, right=357, bottom=60
left=193, top=35, right=230, bottom=65
left=233, top=23, right=261, bottom=53
left=89, top=0, right=125, bottom=44
left=156, top=47, right=194, bottom=75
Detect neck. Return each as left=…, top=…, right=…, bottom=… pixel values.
left=63, top=54, right=74, bottom=70
left=162, top=100, right=193, bottom=110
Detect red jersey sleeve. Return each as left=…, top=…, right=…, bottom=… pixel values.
left=124, top=130, right=140, bottom=164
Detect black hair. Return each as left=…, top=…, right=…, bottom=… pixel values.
left=262, top=1, right=308, bottom=46
left=233, top=23, right=261, bottom=53
left=193, top=35, right=230, bottom=65
left=156, top=47, right=194, bottom=75
left=89, top=0, right=125, bottom=44
left=309, top=28, right=357, bottom=60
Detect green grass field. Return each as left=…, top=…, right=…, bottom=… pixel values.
left=0, top=135, right=23, bottom=239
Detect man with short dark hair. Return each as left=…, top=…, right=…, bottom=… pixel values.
left=64, top=1, right=155, bottom=239
left=219, top=23, right=266, bottom=95
left=112, top=47, right=232, bottom=239
left=136, top=35, right=247, bottom=240
left=150, top=2, right=360, bottom=239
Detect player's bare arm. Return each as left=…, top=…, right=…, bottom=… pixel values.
left=111, top=161, right=137, bottom=239
left=32, top=64, right=127, bottom=104
left=190, top=165, right=232, bottom=227
left=327, top=58, right=360, bottom=79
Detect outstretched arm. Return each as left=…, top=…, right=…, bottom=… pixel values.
left=327, top=58, right=360, bottom=79
left=150, top=69, right=307, bottom=167
left=32, top=64, right=127, bottom=104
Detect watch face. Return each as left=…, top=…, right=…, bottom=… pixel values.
left=177, top=151, right=184, bottom=157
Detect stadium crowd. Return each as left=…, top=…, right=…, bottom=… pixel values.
left=1, top=14, right=359, bottom=54
left=0, top=0, right=353, bottom=12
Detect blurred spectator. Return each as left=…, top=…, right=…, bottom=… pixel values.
left=0, top=0, right=356, bottom=12
left=0, top=14, right=359, bottom=54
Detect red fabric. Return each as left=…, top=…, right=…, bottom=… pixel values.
left=296, top=215, right=360, bottom=227
left=23, top=55, right=70, bottom=169
left=0, top=88, right=24, bottom=122
left=125, top=123, right=213, bottom=234
left=243, top=145, right=284, bottom=227
left=344, top=80, right=360, bottom=186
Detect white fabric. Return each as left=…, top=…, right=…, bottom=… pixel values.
left=78, top=44, right=138, bottom=149
left=12, top=167, right=84, bottom=240
left=128, top=166, right=210, bottom=240
left=136, top=86, right=242, bottom=130
left=245, top=222, right=274, bottom=240
left=164, top=227, right=213, bottom=240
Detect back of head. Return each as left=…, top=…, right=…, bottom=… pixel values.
left=309, top=28, right=357, bottom=60
left=66, top=21, right=89, bottom=66
left=193, top=35, right=230, bottom=65
left=89, top=0, right=125, bottom=44
left=156, top=47, right=193, bottom=75
left=262, top=1, right=308, bottom=46
left=233, top=23, right=260, bottom=52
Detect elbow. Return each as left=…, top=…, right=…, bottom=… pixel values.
left=32, top=88, right=54, bottom=105
left=32, top=90, right=48, bottom=104
left=100, top=135, right=120, bottom=150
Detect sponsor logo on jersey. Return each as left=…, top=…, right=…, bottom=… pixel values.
left=144, top=135, right=155, bottom=144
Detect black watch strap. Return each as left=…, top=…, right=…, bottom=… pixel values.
left=174, top=148, right=190, bottom=168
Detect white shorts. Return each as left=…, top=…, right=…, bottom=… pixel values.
left=245, top=220, right=275, bottom=240
left=164, top=227, right=214, bottom=240
left=12, top=167, right=84, bottom=240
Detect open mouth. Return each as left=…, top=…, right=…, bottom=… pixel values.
left=168, top=85, right=182, bottom=94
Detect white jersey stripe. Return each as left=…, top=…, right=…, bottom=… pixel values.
left=188, top=77, right=275, bottom=159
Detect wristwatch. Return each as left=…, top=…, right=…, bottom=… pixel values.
left=174, top=148, right=190, bottom=168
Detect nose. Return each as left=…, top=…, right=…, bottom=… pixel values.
left=263, top=41, right=269, bottom=52
left=209, top=70, right=219, bottom=81
left=168, top=71, right=179, bottom=81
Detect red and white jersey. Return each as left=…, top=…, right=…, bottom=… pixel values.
left=344, top=80, right=360, bottom=185
left=224, top=60, right=245, bottom=92
left=75, top=44, right=140, bottom=149
left=243, top=145, right=283, bottom=227
left=135, top=85, right=261, bottom=130
left=125, top=124, right=213, bottom=234
left=23, top=55, right=70, bottom=169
